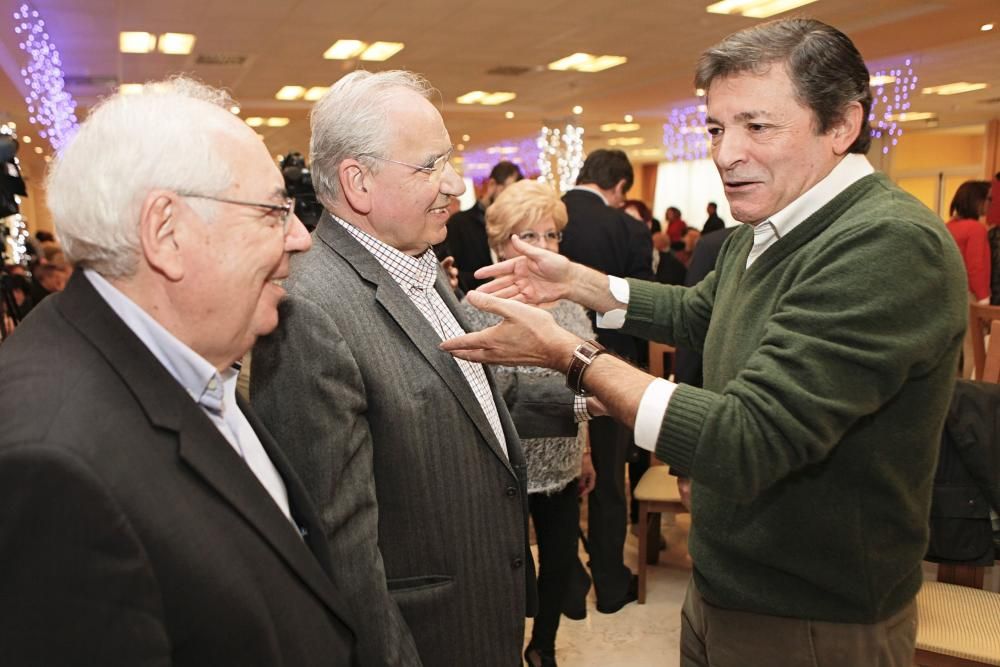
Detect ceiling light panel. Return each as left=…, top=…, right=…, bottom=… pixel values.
left=360, top=42, right=404, bottom=61
left=275, top=85, right=306, bottom=100
left=547, top=52, right=627, bottom=73
left=884, top=111, right=936, bottom=122
left=266, top=117, right=290, bottom=127
left=158, top=32, right=196, bottom=55
left=705, top=0, right=818, bottom=18
left=304, top=86, right=330, bottom=101
left=323, top=39, right=367, bottom=60
left=119, top=31, right=156, bottom=53
left=869, top=75, right=897, bottom=86
left=922, top=82, right=988, bottom=96
left=600, top=122, right=641, bottom=132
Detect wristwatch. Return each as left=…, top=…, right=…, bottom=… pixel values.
left=566, top=340, right=607, bottom=396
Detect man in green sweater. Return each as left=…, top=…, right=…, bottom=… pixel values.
left=442, top=18, right=967, bottom=666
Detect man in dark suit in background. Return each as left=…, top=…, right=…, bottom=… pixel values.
left=252, top=70, right=533, bottom=667
left=0, top=78, right=356, bottom=666
left=558, top=149, right=654, bottom=613
left=702, top=201, right=725, bottom=234
left=437, top=160, right=523, bottom=293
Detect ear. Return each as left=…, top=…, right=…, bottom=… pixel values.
left=138, top=190, right=185, bottom=282
left=831, top=101, right=863, bottom=155
left=340, top=159, right=373, bottom=214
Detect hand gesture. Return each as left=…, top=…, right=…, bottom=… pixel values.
left=439, top=290, right=581, bottom=370
left=474, top=235, right=573, bottom=305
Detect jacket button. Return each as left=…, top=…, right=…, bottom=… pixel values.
left=505, top=486, right=517, bottom=497
left=512, top=557, right=524, bottom=569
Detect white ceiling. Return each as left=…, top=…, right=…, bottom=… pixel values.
left=0, top=0, right=997, bottom=182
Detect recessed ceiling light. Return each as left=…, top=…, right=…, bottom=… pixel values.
left=922, top=82, right=988, bottom=96
left=981, top=23, right=994, bottom=32
left=600, top=122, right=640, bottom=132
left=230, top=106, right=241, bottom=115
left=462, top=134, right=471, bottom=142
left=572, top=105, right=583, bottom=115
left=623, top=114, right=633, bottom=123
left=360, top=42, right=404, bottom=62
left=869, top=75, right=897, bottom=87
left=158, top=32, right=196, bottom=55
left=608, top=137, right=644, bottom=146
left=884, top=111, right=937, bottom=122
left=44, top=155, right=51, bottom=163
left=457, top=91, right=516, bottom=105
left=33, top=146, right=42, bottom=154
left=457, top=91, right=486, bottom=105
left=547, top=52, right=627, bottom=73
left=119, top=31, right=156, bottom=54
left=695, top=88, right=706, bottom=97
left=323, top=39, right=368, bottom=60
left=457, top=143, right=465, bottom=151
left=705, top=0, right=818, bottom=19
left=245, top=117, right=264, bottom=127
left=304, top=86, right=330, bottom=101
left=275, top=85, right=306, bottom=101
left=21, top=136, right=31, bottom=144
left=505, top=111, right=515, bottom=119
left=266, top=117, right=290, bottom=127
left=119, top=83, right=144, bottom=95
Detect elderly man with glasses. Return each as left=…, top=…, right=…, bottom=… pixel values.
left=0, top=78, right=356, bottom=666
left=251, top=70, right=534, bottom=667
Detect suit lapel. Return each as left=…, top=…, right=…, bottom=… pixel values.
left=316, top=215, right=515, bottom=474
left=56, top=273, right=354, bottom=623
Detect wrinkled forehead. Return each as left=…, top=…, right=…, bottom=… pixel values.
left=384, top=90, right=449, bottom=151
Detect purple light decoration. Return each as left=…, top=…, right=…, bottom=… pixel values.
left=662, top=104, right=708, bottom=162
left=12, top=3, right=79, bottom=151
left=459, top=137, right=541, bottom=184
left=868, top=58, right=916, bottom=155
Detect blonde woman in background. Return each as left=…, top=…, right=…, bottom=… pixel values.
left=458, top=179, right=596, bottom=667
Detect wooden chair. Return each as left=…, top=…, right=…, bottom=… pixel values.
left=633, top=465, right=689, bottom=603
left=913, top=581, right=1000, bottom=666
left=648, top=341, right=676, bottom=380
left=968, top=304, right=1000, bottom=380
left=982, top=320, right=1000, bottom=383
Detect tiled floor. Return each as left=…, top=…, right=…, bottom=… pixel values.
left=525, top=514, right=693, bottom=667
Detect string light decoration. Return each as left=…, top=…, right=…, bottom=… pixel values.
left=662, top=104, right=708, bottom=162
left=459, top=137, right=540, bottom=184
left=12, top=2, right=79, bottom=151
left=868, top=59, right=917, bottom=155
left=536, top=124, right=584, bottom=193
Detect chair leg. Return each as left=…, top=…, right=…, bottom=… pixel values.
left=645, top=512, right=662, bottom=565
left=637, top=502, right=648, bottom=604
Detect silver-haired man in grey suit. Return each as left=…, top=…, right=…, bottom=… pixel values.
left=251, top=70, right=535, bottom=667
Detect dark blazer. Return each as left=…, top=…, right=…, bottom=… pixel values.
left=0, top=272, right=356, bottom=667
left=437, top=202, right=491, bottom=293
left=559, top=188, right=655, bottom=361
left=252, top=213, right=535, bottom=667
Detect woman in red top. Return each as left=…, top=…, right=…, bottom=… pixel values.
left=946, top=180, right=991, bottom=303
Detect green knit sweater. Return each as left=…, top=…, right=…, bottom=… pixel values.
left=623, top=173, right=967, bottom=623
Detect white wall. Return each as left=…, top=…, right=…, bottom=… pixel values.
left=652, top=158, right=734, bottom=231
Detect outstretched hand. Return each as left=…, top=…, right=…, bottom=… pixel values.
left=440, top=290, right=582, bottom=370
left=474, top=235, right=573, bottom=305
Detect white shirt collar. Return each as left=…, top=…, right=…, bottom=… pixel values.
left=767, top=153, right=874, bottom=237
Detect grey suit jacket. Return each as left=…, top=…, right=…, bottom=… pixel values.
left=252, top=213, right=535, bottom=667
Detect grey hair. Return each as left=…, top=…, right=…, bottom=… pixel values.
left=309, top=70, right=434, bottom=207
left=47, top=76, right=245, bottom=278
left=695, top=18, right=872, bottom=154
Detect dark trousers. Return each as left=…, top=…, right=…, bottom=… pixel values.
left=528, top=480, right=581, bottom=651
left=628, top=445, right=650, bottom=525
left=587, top=416, right=633, bottom=605
left=681, top=581, right=917, bottom=667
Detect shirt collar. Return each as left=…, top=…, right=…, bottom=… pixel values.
left=84, top=269, right=224, bottom=409
left=767, top=153, right=874, bottom=237
left=333, top=214, right=439, bottom=291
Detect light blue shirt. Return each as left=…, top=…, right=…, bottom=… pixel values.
left=84, top=269, right=293, bottom=522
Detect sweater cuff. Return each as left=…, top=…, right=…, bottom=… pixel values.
left=655, top=384, right=715, bottom=476
left=623, top=278, right=657, bottom=326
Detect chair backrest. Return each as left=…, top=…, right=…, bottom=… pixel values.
left=983, top=320, right=1000, bottom=383
left=968, top=304, right=1000, bottom=380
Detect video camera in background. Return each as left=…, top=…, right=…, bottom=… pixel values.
left=281, top=152, right=324, bottom=232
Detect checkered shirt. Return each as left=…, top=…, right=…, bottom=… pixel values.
left=334, top=216, right=507, bottom=457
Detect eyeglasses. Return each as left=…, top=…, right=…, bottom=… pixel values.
left=359, top=148, right=454, bottom=181
left=177, top=192, right=296, bottom=232
left=514, top=230, right=563, bottom=244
